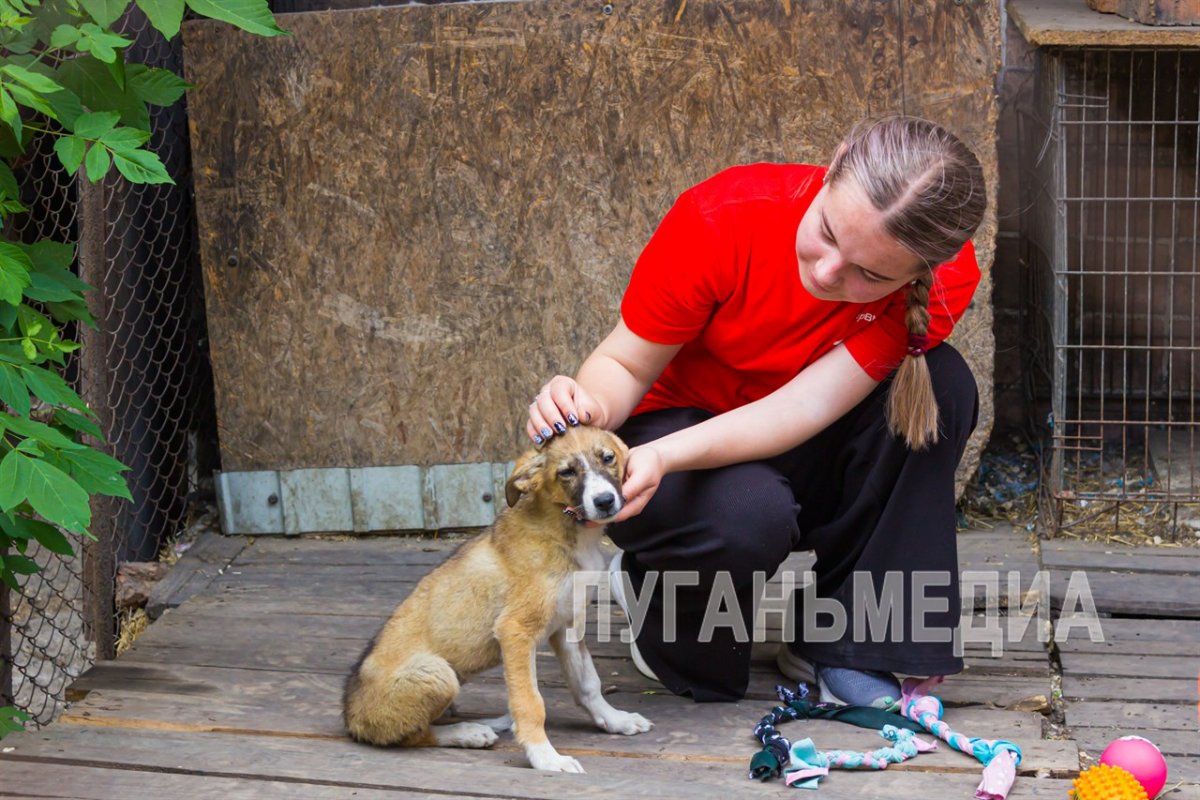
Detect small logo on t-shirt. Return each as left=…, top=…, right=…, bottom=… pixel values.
left=855, top=312, right=876, bottom=323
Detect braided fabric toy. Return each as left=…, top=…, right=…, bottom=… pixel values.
left=899, top=676, right=1023, bottom=800
left=784, top=726, right=939, bottom=788
left=749, top=684, right=926, bottom=781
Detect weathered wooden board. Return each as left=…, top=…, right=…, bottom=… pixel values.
left=54, top=656, right=1073, bottom=775
left=1041, top=541, right=1200, bottom=575
left=1062, top=675, right=1198, bottom=704
left=0, top=762, right=442, bottom=800
left=0, top=723, right=1079, bottom=800
left=182, top=0, right=999, bottom=480
left=146, top=531, right=247, bottom=619
left=1011, top=0, right=1200, bottom=45
left=1049, top=570, right=1200, bottom=618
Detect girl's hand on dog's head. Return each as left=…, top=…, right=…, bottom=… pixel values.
left=527, top=376, right=597, bottom=445
left=610, top=445, right=663, bottom=523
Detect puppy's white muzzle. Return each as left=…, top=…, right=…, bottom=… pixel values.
left=580, top=470, right=624, bottom=522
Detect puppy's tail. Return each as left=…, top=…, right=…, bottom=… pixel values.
left=344, top=648, right=460, bottom=746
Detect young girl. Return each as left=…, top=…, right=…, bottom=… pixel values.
left=527, top=116, right=986, bottom=705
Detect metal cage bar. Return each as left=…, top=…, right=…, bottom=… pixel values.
left=1027, top=47, right=1200, bottom=537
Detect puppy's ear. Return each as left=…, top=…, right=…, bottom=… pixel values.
left=607, top=432, right=631, bottom=476
left=505, top=449, right=546, bottom=507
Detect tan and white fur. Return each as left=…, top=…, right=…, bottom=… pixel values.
left=343, top=426, right=652, bottom=772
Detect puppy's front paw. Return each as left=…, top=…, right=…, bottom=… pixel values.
left=526, top=743, right=585, bottom=773
left=433, top=722, right=499, bottom=748
left=597, top=709, right=653, bottom=735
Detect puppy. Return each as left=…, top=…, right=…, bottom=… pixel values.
left=343, top=426, right=653, bottom=772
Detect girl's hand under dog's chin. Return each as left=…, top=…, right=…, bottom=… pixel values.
left=610, top=445, right=664, bottom=523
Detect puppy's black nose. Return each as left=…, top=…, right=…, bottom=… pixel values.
left=593, top=492, right=616, bottom=512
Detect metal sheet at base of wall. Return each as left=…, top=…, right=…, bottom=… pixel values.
left=216, top=462, right=514, bottom=534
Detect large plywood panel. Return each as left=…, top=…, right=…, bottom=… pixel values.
left=183, top=0, right=998, bottom=475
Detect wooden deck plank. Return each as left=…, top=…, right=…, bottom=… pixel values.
left=1055, top=617, right=1200, bottom=651
left=146, top=531, right=248, bottom=620
left=1058, top=651, right=1200, bottom=679
left=1062, top=675, right=1199, bottom=704
left=1048, top=570, right=1200, bottom=618
left=0, top=724, right=1080, bottom=799
left=54, top=661, right=1076, bottom=774
left=6, top=530, right=1075, bottom=798
left=0, top=761, right=443, bottom=799
left=1040, top=547, right=1200, bottom=576
left=1066, top=701, right=1198, bottom=733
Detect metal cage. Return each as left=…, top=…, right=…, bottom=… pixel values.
left=1023, top=47, right=1200, bottom=538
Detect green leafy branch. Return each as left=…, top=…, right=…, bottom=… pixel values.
left=0, top=0, right=286, bottom=736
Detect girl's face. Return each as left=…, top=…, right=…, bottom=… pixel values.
left=795, top=177, right=924, bottom=303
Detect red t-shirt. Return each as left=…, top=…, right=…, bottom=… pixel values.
left=621, top=163, right=980, bottom=417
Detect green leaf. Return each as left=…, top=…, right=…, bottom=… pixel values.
left=44, top=299, right=96, bottom=326
left=0, top=512, right=34, bottom=540
left=52, top=132, right=87, bottom=173
left=112, top=147, right=172, bottom=184
left=2, top=412, right=85, bottom=451
left=42, top=88, right=85, bottom=129
left=106, top=50, right=125, bottom=91
left=25, top=240, right=75, bottom=271
left=185, top=0, right=286, bottom=37
left=134, top=0, right=183, bottom=39
left=61, top=447, right=131, bottom=500
left=31, top=519, right=74, bottom=555
left=49, top=23, right=80, bottom=48
left=83, top=141, right=110, bottom=181
left=76, top=22, right=133, bottom=63
left=0, top=362, right=29, bottom=417
left=77, top=0, right=127, bottom=28
left=127, top=63, right=189, bottom=106
left=0, top=86, right=21, bottom=141
left=0, top=449, right=32, bottom=510
left=4, top=552, right=40, bottom=573
left=1, top=64, right=65, bottom=96
left=0, top=160, right=18, bottom=200
left=0, top=705, right=32, bottom=737
left=53, top=408, right=103, bottom=440
left=0, top=241, right=33, bottom=305
left=0, top=567, right=19, bottom=591
left=24, top=270, right=79, bottom=302
left=21, top=364, right=87, bottom=411
left=4, top=81, right=57, bottom=119
left=25, top=456, right=91, bottom=532
left=56, top=56, right=150, bottom=130
left=72, top=110, right=119, bottom=139
left=99, top=126, right=150, bottom=151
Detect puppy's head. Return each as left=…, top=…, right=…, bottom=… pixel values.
left=504, top=427, right=629, bottom=523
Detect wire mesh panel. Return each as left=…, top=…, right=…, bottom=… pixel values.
left=3, top=8, right=215, bottom=726
left=1024, top=48, right=1200, bottom=537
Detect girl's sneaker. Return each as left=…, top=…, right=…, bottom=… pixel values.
left=816, top=664, right=901, bottom=709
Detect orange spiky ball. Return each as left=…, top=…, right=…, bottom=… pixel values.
left=1070, top=763, right=1149, bottom=800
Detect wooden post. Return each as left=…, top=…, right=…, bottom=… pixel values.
left=77, top=175, right=117, bottom=661
left=0, top=545, right=11, bottom=707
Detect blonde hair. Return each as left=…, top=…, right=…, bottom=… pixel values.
left=827, top=116, right=986, bottom=450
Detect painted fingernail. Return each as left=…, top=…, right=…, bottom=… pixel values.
left=584, top=411, right=593, bottom=423
left=533, top=434, right=543, bottom=445
left=567, top=413, right=579, bottom=426
left=541, top=427, right=553, bottom=439
left=553, top=422, right=567, bottom=434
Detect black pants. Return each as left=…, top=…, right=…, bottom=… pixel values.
left=609, top=345, right=979, bottom=702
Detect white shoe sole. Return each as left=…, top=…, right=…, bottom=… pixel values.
left=774, top=645, right=816, bottom=685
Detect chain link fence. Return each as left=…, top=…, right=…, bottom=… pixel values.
left=3, top=9, right=217, bottom=726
